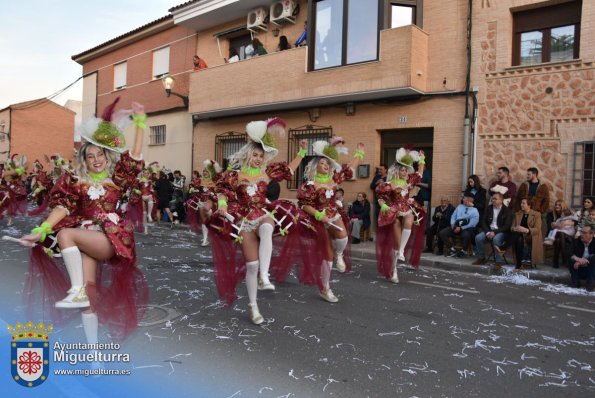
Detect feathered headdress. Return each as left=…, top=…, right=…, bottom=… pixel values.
left=247, top=116, right=288, bottom=158
left=77, top=97, right=132, bottom=153
left=395, top=147, right=420, bottom=174
left=311, top=136, right=347, bottom=172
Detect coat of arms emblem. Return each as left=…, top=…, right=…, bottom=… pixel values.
left=8, top=321, right=52, bottom=387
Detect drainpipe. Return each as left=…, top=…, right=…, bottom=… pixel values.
left=462, top=0, right=473, bottom=190
left=470, top=90, right=478, bottom=174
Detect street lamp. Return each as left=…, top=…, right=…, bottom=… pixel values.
left=162, top=76, right=189, bottom=108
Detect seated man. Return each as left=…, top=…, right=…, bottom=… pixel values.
left=473, top=192, right=513, bottom=266
left=348, top=192, right=371, bottom=244
left=425, top=196, right=455, bottom=255
left=439, top=194, right=480, bottom=258
left=568, top=223, right=595, bottom=291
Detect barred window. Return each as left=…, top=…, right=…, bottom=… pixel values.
left=287, top=125, right=333, bottom=189
left=215, top=131, right=247, bottom=170
left=571, top=141, right=594, bottom=208
left=150, top=125, right=166, bottom=145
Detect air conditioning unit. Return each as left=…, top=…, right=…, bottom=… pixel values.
left=270, top=0, right=298, bottom=25
left=247, top=7, right=268, bottom=33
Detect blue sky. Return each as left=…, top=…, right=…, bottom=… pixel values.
left=0, top=0, right=175, bottom=109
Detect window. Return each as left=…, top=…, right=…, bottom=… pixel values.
left=152, top=47, right=170, bottom=79
left=311, top=0, right=380, bottom=70
left=113, top=62, right=127, bottom=90
left=389, top=0, right=421, bottom=28
left=229, top=34, right=253, bottom=61
left=150, top=125, right=166, bottom=145
left=571, top=141, right=594, bottom=208
left=512, top=1, right=581, bottom=66
left=215, top=132, right=247, bottom=170
left=287, top=125, right=333, bottom=189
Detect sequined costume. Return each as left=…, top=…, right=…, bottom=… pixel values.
left=185, top=175, right=218, bottom=233
left=29, top=169, right=53, bottom=216
left=0, top=172, right=28, bottom=218
left=210, top=162, right=296, bottom=304
left=375, top=173, right=427, bottom=276
left=27, top=151, right=148, bottom=341
left=292, top=164, right=354, bottom=279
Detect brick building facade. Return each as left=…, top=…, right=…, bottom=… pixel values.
left=73, top=0, right=594, bottom=210
left=0, top=99, right=75, bottom=166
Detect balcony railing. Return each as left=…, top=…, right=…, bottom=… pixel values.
left=189, top=25, right=429, bottom=118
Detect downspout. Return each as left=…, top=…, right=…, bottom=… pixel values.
left=462, top=0, right=473, bottom=190
left=470, top=90, right=478, bottom=174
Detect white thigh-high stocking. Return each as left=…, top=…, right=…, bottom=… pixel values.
left=81, top=312, right=98, bottom=344
left=257, top=223, right=275, bottom=290
left=55, top=247, right=89, bottom=308
left=201, top=224, right=209, bottom=246
left=320, top=260, right=332, bottom=291
left=146, top=199, right=154, bottom=222
left=245, top=260, right=263, bottom=324
left=245, top=260, right=259, bottom=305
left=398, top=229, right=412, bottom=260
left=334, top=237, right=348, bottom=273
left=82, top=312, right=104, bottom=370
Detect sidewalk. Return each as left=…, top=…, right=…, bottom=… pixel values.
left=157, top=222, right=572, bottom=286
left=349, top=240, right=572, bottom=285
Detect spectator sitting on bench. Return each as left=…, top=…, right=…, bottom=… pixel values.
left=425, top=196, right=455, bottom=255
left=545, top=199, right=577, bottom=268
left=508, top=198, right=543, bottom=271
left=349, top=192, right=371, bottom=244
left=568, top=222, right=595, bottom=292
left=439, top=193, right=479, bottom=258
left=473, top=192, right=512, bottom=267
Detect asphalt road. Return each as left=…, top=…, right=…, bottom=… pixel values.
left=1, top=214, right=594, bottom=398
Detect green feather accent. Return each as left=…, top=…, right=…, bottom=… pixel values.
left=400, top=154, right=413, bottom=167
left=93, top=121, right=125, bottom=148
left=261, top=132, right=276, bottom=149
left=323, top=145, right=339, bottom=162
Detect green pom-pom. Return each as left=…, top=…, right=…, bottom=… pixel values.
left=400, top=154, right=413, bottom=167
left=93, top=121, right=125, bottom=148
left=323, top=145, right=339, bottom=161
left=261, top=132, right=276, bottom=149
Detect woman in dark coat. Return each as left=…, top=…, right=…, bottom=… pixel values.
left=464, top=175, right=487, bottom=221
left=349, top=192, right=371, bottom=244
left=154, top=171, right=174, bottom=224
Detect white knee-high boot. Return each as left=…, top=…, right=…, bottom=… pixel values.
left=56, top=247, right=89, bottom=308
left=257, top=223, right=275, bottom=290
left=201, top=224, right=209, bottom=246
left=334, top=237, right=348, bottom=273
left=397, top=229, right=412, bottom=260
left=245, top=260, right=263, bottom=324
left=319, top=260, right=338, bottom=302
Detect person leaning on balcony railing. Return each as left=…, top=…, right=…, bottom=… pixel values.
left=226, top=48, right=239, bottom=63
left=251, top=38, right=267, bottom=56
left=193, top=55, right=208, bottom=70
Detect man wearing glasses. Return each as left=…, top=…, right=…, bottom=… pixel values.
left=568, top=223, right=595, bottom=291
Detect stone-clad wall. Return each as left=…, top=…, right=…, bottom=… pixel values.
left=480, top=62, right=594, bottom=137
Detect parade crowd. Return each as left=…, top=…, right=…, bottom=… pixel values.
left=0, top=100, right=593, bottom=360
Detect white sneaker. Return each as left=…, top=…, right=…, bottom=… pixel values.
left=390, top=268, right=399, bottom=284
left=55, top=286, right=90, bottom=309
left=144, top=225, right=149, bottom=235
left=201, top=238, right=209, bottom=247
left=248, top=303, right=264, bottom=325
left=397, top=252, right=406, bottom=262
left=319, top=289, right=339, bottom=303
left=147, top=215, right=153, bottom=223
left=336, top=254, right=346, bottom=273
left=257, top=276, right=275, bottom=291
